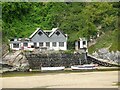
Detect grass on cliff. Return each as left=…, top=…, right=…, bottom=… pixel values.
left=88, top=29, right=119, bottom=54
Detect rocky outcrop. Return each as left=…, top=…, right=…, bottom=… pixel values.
left=2, top=44, right=9, bottom=57
left=92, top=48, right=120, bottom=64
left=2, top=50, right=29, bottom=71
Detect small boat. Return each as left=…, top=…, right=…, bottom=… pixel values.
left=41, top=66, right=65, bottom=71
left=71, top=64, right=98, bottom=70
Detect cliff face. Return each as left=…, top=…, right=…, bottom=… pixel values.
left=2, top=43, right=9, bottom=56
left=2, top=50, right=29, bottom=72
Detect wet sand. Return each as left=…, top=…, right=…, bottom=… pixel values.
left=2, top=71, right=118, bottom=88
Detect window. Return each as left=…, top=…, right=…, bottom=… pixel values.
left=59, top=42, right=64, bottom=47
left=46, top=42, right=50, bottom=47
left=39, top=42, right=43, bottom=47
left=52, top=42, right=56, bottom=47
left=83, top=41, right=86, bottom=45
left=38, top=31, right=43, bottom=36
left=23, top=42, right=28, bottom=47
left=56, top=31, right=60, bottom=36
left=10, top=39, right=14, bottom=41
left=13, top=43, right=19, bottom=48
left=31, top=45, right=34, bottom=48
left=34, top=42, right=37, bottom=47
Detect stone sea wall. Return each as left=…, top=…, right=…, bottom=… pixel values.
left=25, top=53, right=87, bottom=69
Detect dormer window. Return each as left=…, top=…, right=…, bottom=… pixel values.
left=38, top=31, right=43, bottom=36
left=56, top=31, right=60, bottom=36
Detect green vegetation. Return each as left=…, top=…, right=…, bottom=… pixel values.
left=2, top=2, right=119, bottom=51
left=88, top=29, right=119, bottom=53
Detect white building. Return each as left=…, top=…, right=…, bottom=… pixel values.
left=75, top=38, right=87, bottom=52
left=9, top=28, right=68, bottom=51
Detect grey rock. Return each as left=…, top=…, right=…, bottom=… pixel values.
left=92, top=51, right=99, bottom=58
left=92, top=48, right=120, bottom=64
left=98, top=48, right=109, bottom=54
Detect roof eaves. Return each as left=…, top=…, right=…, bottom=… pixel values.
left=49, top=29, right=67, bottom=38
left=49, top=28, right=58, bottom=37
left=29, top=28, right=40, bottom=39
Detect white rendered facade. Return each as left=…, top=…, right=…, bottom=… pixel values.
left=10, top=28, right=67, bottom=51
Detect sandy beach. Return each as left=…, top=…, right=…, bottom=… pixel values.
left=1, top=71, right=118, bottom=88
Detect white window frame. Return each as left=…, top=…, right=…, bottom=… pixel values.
left=13, top=43, right=19, bottom=48
left=52, top=42, right=57, bottom=47
left=59, top=42, right=64, bottom=47
left=46, top=42, right=50, bottom=47
left=23, top=42, right=28, bottom=47
left=39, top=42, right=43, bottom=47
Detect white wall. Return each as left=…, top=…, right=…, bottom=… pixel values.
left=10, top=41, right=67, bottom=51
left=43, top=42, right=46, bottom=47
left=43, top=42, right=67, bottom=51
left=56, top=42, right=67, bottom=50
left=80, top=40, right=87, bottom=49
left=10, top=42, right=35, bottom=51
left=28, top=42, right=34, bottom=47
left=51, top=42, right=59, bottom=50
left=10, top=43, right=20, bottom=50
left=83, top=41, right=87, bottom=48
